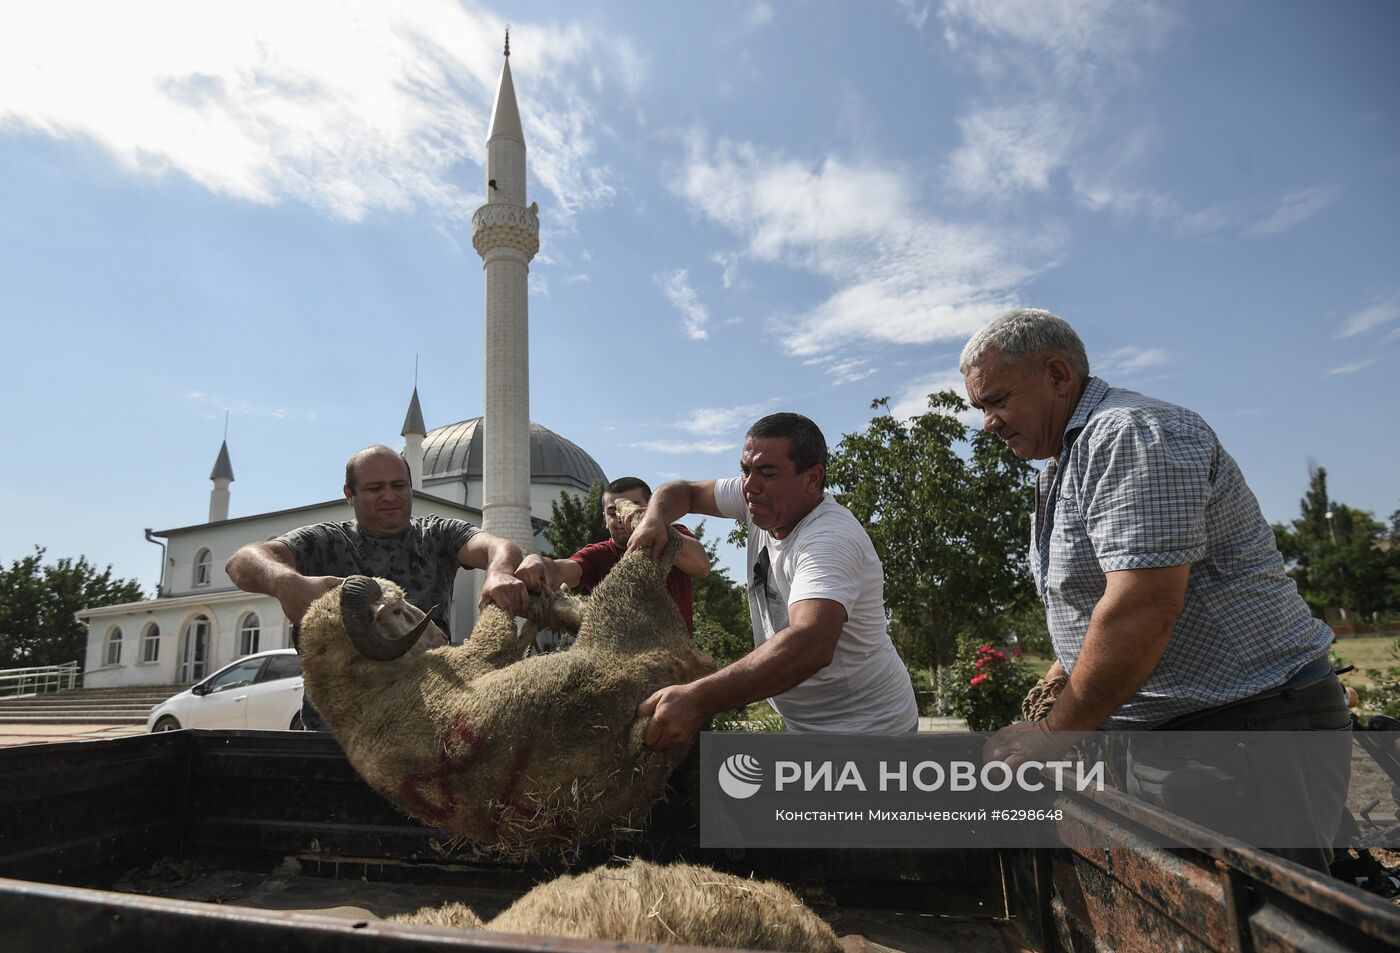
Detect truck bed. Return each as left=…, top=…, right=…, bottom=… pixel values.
left=2, top=730, right=1397, bottom=952
left=102, top=855, right=1014, bottom=953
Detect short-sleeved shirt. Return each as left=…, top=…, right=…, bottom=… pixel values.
left=715, top=477, right=918, bottom=734
left=569, top=525, right=697, bottom=632
left=276, top=515, right=479, bottom=638
left=1035, top=377, right=1333, bottom=728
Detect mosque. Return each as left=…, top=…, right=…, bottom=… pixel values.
left=77, top=40, right=605, bottom=688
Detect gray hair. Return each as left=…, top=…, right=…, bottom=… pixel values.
left=958, top=308, right=1090, bottom=379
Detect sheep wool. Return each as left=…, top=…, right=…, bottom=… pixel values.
left=397, top=860, right=843, bottom=953
left=297, top=517, right=715, bottom=857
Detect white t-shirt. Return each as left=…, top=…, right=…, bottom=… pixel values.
left=714, top=477, right=918, bottom=734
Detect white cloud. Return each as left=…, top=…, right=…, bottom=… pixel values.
left=1243, top=186, right=1340, bottom=238
left=748, top=3, right=776, bottom=29
left=937, top=0, right=1174, bottom=72
left=894, top=0, right=932, bottom=31
left=669, top=133, right=1044, bottom=361
left=1337, top=293, right=1400, bottom=338
left=1073, top=170, right=1338, bottom=241
left=185, top=389, right=316, bottom=421
left=1327, top=356, right=1384, bottom=375
left=936, top=0, right=1176, bottom=202
left=889, top=370, right=980, bottom=427
left=674, top=402, right=778, bottom=436
left=654, top=268, right=711, bottom=340
left=804, top=356, right=878, bottom=385
left=711, top=250, right=739, bottom=289
left=946, top=101, right=1077, bottom=199
left=0, top=0, right=629, bottom=224
left=630, top=439, right=735, bottom=455
left=1094, top=346, right=1169, bottom=377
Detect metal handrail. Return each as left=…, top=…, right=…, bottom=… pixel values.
left=0, top=661, right=80, bottom=697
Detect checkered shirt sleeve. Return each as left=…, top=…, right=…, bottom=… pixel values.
left=1072, top=410, right=1212, bottom=572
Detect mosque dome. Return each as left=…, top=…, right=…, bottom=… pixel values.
left=421, top=418, right=605, bottom=491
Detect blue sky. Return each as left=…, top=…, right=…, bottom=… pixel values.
left=2, top=0, right=1397, bottom=593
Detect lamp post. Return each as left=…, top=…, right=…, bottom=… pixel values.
left=1324, top=509, right=1350, bottom=628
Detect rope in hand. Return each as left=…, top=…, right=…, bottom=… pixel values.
left=1020, top=673, right=1069, bottom=722
left=1018, top=671, right=1126, bottom=788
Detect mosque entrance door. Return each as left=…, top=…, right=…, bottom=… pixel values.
left=180, top=615, right=210, bottom=683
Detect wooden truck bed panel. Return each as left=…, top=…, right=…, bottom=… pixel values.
left=3, top=730, right=1399, bottom=953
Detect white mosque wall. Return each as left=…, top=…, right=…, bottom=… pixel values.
left=81, top=590, right=289, bottom=689
left=163, top=501, right=350, bottom=598
left=82, top=492, right=488, bottom=689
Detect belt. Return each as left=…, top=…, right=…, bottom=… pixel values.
left=1153, top=668, right=1341, bottom=731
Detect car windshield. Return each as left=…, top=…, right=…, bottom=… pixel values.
left=205, top=658, right=265, bottom=694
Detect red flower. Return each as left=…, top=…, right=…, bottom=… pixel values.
left=970, top=673, right=988, bottom=686
left=978, top=643, right=994, bottom=654
left=975, top=658, right=986, bottom=669
left=992, top=651, right=1007, bottom=661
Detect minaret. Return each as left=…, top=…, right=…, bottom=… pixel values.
left=208, top=440, right=234, bottom=522
left=473, top=30, right=539, bottom=552
left=402, top=386, right=426, bottom=491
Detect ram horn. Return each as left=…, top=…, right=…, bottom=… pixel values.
left=340, top=576, right=422, bottom=661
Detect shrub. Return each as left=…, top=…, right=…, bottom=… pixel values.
left=710, top=702, right=783, bottom=732
left=1365, top=667, right=1400, bottom=718
left=947, top=639, right=1040, bottom=731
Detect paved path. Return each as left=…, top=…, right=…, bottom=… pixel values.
left=918, top=715, right=969, bottom=732
left=0, top=717, right=966, bottom=748
left=0, top=723, right=146, bottom=748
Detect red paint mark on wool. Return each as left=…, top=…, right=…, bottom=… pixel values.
left=399, top=716, right=489, bottom=823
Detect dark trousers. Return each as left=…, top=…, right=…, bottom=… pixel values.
left=1125, top=673, right=1352, bottom=874
left=300, top=694, right=331, bottom=732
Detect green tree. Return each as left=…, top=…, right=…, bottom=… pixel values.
left=1274, top=465, right=1400, bottom=622
left=827, top=392, right=1039, bottom=684
left=690, top=522, right=752, bottom=668
left=0, top=547, right=145, bottom=668
left=543, top=479, right=607, bottom=559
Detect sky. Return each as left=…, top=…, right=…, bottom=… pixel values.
left=1, top=0, right=1398, bottom=595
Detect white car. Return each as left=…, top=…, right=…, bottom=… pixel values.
left=147, top=648, right=305, bottom=732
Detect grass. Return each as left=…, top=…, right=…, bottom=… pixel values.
left=1332, top=634, right=1400, bottom=689
left=1016, top=636, right=1398, bottom=691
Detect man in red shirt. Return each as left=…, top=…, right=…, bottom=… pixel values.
left=515, top=477, right=710, bottom=632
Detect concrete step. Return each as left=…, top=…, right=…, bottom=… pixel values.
left=0, top=713, right=150, bottom=725
left=0, top=704, right=167, bottom=710
left=0, top=685, right=184, bottom=725
left=0, top=694, right=175, bottom=706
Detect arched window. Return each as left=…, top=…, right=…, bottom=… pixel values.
left=104, top=627, right=123, bottom=666
left=193, top=548, right=213, bottom=587
left=141, top=622, right=160, bottom=663
left=238, top=612, right=261, bottom=657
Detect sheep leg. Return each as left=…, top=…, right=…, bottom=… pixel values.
left=653, top=527, right=682, bottom=579
left=571, top=528, right=688, bottom=655
left=457, top=605, right=535, bottom=668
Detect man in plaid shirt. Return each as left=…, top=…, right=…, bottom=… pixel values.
left=961, top=308, right=1348, bottom=872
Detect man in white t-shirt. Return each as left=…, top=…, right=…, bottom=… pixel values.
left=627, top=412, right=918, bottom=750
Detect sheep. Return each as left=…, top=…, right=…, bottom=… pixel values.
left=297, top=512, right=716, bottom=857
left=391, top=859, right=843, bottom=953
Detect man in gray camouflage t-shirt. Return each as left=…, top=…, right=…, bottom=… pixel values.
left=227, top=445, right=529, bottom=730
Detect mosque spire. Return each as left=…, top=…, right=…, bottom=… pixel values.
left=401, top=382, right=426, bottom=491
left=208, top=437, right=234, bottom=522
left=486, top=35, right=525, bottom=152
left=473, top=39, right=540, bottom=553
